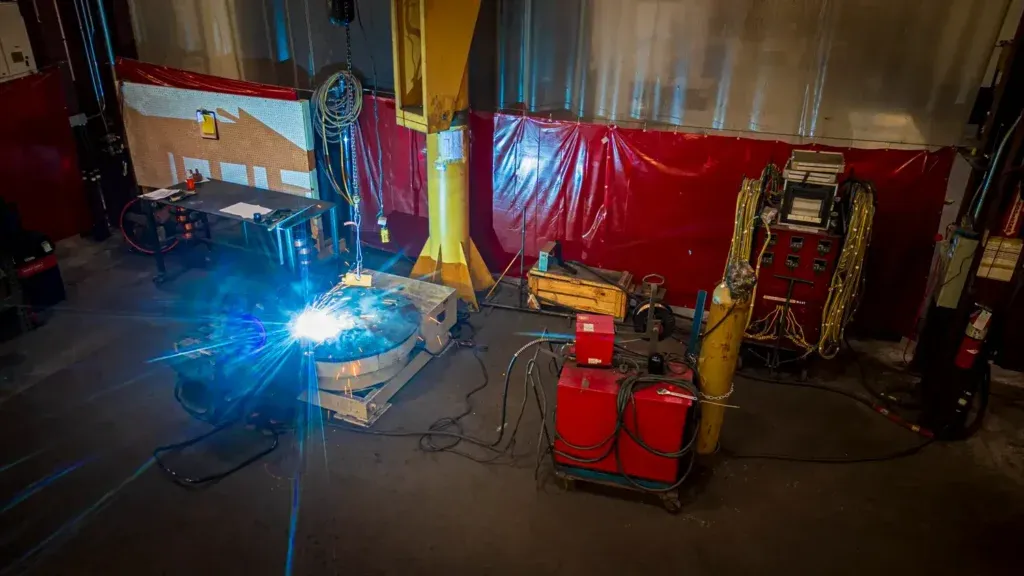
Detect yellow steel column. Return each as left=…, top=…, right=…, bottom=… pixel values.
left=412, top=128, right=493, bottom=307
left=392, top=0, right=492, bottom=308
left=696, top=282, right=752, bottom=454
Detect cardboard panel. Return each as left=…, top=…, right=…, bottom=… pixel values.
left=121, top=82, right=317, bottom=199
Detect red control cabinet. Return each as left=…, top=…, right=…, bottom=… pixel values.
left=554, top=365, right=693, bottom=484
left=575, top=314, right=615, bottom=366
left=747, top=224, right=842, bottom=350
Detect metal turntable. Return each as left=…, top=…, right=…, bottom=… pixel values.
left=299, top=270, right=457, bottom=426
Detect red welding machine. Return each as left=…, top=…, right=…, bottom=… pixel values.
left=575, top=313, right=615, bottom=366
left=554, top=363, right=694, bottom=485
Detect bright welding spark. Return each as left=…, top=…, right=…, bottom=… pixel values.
left=289, top=308, right=355, bottom=343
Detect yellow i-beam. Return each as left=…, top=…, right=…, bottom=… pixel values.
left=391, top=0, right=493, bottom=308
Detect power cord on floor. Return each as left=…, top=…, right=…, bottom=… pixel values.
left=155, top=381, right=294, bottom=487
left=328, top=336, right=572, bottom=465
left=844, top=336, right=920, bottom=409
left=721, top=439, right=934, bottom=464
left=724, top=371, right=936, bottom=464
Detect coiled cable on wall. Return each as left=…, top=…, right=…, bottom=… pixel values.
left=312, top=71, right=362, bottom=206
left=312, top=70, right=365, bottom=274
left=818, top=180, right=875, bottom=359
left=312, top=70, right=363, bottom=144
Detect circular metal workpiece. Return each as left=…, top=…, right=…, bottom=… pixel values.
left=313, top=287, right=422, bottom=392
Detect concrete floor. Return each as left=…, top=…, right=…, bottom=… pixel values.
left=1, top=237, right=1023, bottom=575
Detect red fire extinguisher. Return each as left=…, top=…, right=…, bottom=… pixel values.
left=954, top=305, right=993, bottom=370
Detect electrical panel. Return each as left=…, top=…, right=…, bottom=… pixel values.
left=0, top=3, right=36, bottom=83
left=747, top=224, right=843, bottom=351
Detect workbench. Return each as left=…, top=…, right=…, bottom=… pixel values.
left=141, top=179, right=341, bottom=283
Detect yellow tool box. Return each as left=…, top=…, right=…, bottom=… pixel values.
left=527, top=264, right=632, bottom=320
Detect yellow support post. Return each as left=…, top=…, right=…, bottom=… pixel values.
left=392, top=0, right=493, bottom=308
left=411, top=129, right=493, bottom=307
left=696, top=282, right=752, bottom=454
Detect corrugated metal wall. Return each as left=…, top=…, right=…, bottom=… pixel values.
left=127, top=0, right=1012, bottom=146
left=126, top=0, right=394, bottom=91
left=498, top=0, right=1012, bottom=146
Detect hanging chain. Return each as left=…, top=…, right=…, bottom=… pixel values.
left=343, top=13, right=361, bottom=275
left=344, top=18, right=353, bottom=72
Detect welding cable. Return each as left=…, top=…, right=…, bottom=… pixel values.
left=701, top=303, right=738, bottom=340
left=329, top=337, right=572, bottom=464
left=616, top=376, right=702, bottom=458
left=722, top=440, right=934, bottom=464
left=722, top=372, right=939, bottom=464
left=152, top=420, right=282, bottom=487
left=818, top=181, right=875, bottom=359
left=119, top=198, right=179, bottom=255
left=735, top=372, right=933, bottom=438
left=548, top=366, right=705, bottom=493
left=844, top=336, right=920, bottom=410
left=611, top=376, right=702, bottom=492
left=313, top=71, right=362, bottom=207
left=155, top=375, right=292, bottom=487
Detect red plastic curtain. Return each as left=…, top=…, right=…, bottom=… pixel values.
left=356, top=95, right=954, bottom=337
left=115, top=58, right=299, bottom=100
left=0, top=70, right=88, bottom=241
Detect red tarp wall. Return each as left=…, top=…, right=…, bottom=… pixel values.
left=355, top=96, right=954, bottom=337
left=0, top=70, right=88, bottom=241
left=109, top=60, right=954, bottom=337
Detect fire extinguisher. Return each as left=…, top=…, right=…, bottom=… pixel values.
left=954, top=305, right=993, bottom=370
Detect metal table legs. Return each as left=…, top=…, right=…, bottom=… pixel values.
left=145, top=199, right=167, bottom=283
left=330, top=206, right=340, bottom=259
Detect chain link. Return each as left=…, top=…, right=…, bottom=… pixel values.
left=700, top=382, right=734, bottom=402
left=344, top=19, right=353, bottom=71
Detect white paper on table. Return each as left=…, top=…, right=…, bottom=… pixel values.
left=220, top=202, right=274, bottom=219
left=140, top=188, right=177, bottom=200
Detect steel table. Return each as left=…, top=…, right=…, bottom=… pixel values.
left=141, top=179, right=340, bottom=282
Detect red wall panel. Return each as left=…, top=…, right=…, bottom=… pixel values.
left=356, top=96, right=953, bottom=337
left=0, top=70, right=88, bottom=241
left=354, top=97, right=428, bottom=254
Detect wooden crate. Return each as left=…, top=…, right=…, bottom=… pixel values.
left=527, top=264, right=631, bottom=320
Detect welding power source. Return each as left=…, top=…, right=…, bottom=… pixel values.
left=575, top=314, right=614, bottom=366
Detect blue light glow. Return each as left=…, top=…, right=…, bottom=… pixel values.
left=289, top=308, right=355, bottom=343
left=273, top=0, right=291, bottom=62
